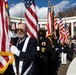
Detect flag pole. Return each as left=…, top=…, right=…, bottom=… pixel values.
left=20, top=0, right=24, bottom=23
left=5, top=0, right=15, bottom=45
left=5, top=0, right=11, bottom=26
left=20, top=4, right=22, bottom=23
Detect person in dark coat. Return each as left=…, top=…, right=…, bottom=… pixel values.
left=10, top=23, right=39, bottom=75
left=69, top=40, right=74, bottom=61
left=37, top=28, right=52, bottom=75
left=52, top=35, right=61, bottom=73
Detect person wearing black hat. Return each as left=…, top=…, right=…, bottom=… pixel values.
left=37, top=28, right=53, bottom=75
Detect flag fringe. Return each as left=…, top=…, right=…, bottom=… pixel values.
left=0, top=52, right=14, bottom=74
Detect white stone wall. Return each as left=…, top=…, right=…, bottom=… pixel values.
left=10, top=16, right=76, bottom=38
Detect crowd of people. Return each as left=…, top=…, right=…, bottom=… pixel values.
left=37, top=28, right=75, bottom=75
left=0, top=23, right=75, bottom=75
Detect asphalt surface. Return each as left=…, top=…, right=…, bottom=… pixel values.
left=57, top=53, right=76, bottom=75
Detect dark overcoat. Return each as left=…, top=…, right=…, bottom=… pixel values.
left=37, top=37, right=52, bottom=75
left=15, top=35, right=39, bottom=75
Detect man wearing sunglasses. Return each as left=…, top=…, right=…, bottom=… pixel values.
left=10, top=23, right=39, bottom=75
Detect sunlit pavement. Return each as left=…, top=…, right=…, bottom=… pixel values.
left=57, top=53, right=76, bottom=75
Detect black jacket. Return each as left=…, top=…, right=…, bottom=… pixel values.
left=61, top=44, right=68, bottom=53
left=15, top=35, right=39, bottom=75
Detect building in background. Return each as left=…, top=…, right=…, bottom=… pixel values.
left=10, top=16, right=76, bottom=39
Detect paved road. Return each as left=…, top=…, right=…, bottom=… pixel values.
left=57, top=53, right=76, bottom=75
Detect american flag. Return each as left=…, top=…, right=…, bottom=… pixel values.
left=64, top=23, right=70, bottom=44
left=52, top=13, right=59, bottom=38
left=24, top=0, right=39, bottom=39
left=0, top=0, right=13, bottom=74
left=54, top=14, right=58, bottom=30
left=59, top=11, right=65, bottom=45
left=46, top=0, right=53, bottom=36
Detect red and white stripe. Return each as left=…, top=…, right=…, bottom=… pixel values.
left=59, top=19, right=65, bottom=45
left=65, top=24, right=70, bottom=44
left=54, top=15, right=58, bottom=30
left=47, top=12, right=53, bottom=35
left=66, top=26, right=70, bottom=38
left=0, top=0, right=10, bottom=69
left=24, top=2, right=39, bottom=39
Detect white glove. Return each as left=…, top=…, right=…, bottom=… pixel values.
left=10, top=45, right=20, bottom=56
left=55, top=48, right=59, bottom=51
left=62, top=47, right=64, bottom=50
left=37, top=46, right=40, bottom=51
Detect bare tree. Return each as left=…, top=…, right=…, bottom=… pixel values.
left=57, top=5, right=76, bottom=17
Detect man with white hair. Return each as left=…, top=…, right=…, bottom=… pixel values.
left=11, top=23, right=39, bottom=75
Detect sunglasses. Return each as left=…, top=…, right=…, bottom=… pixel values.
left=16, top=28, right=25, bottom=33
